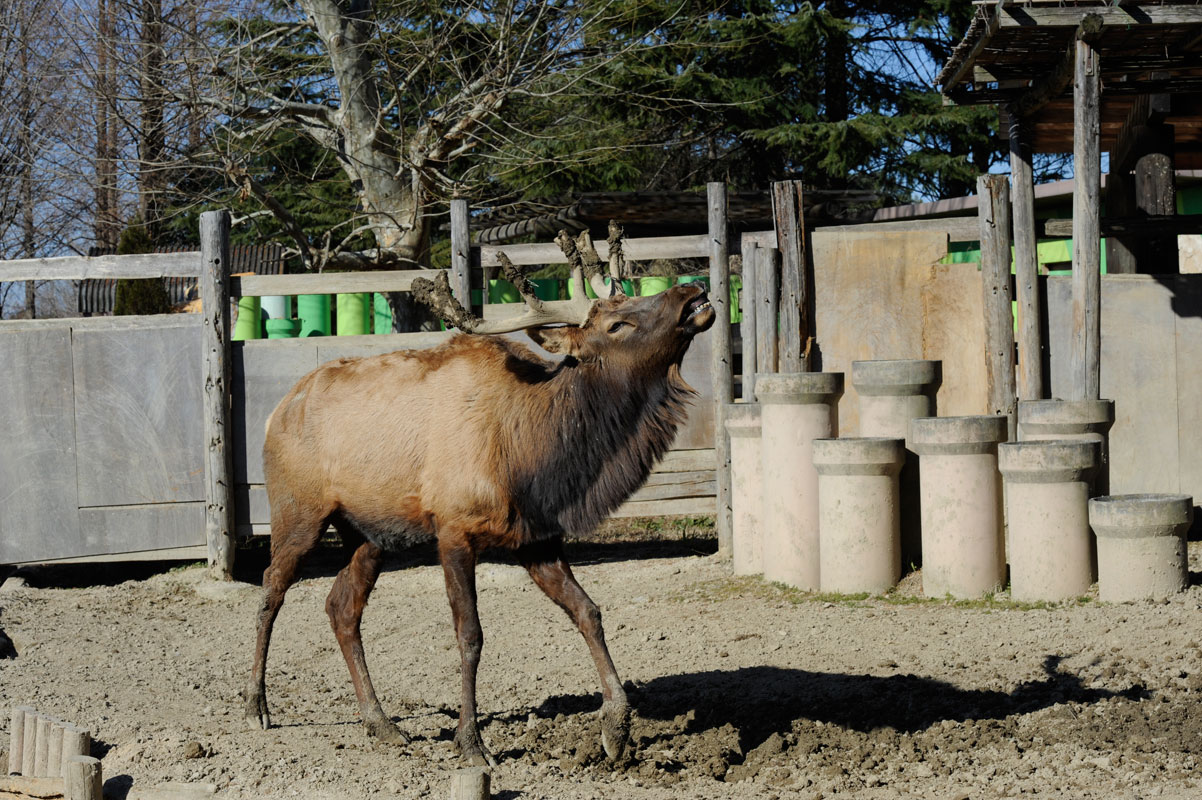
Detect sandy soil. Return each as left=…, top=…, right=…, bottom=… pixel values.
left=2, top=524, right=1201, bottom=800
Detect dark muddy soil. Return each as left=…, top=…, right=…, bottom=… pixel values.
left=2, top=522, right=1200, bottom=799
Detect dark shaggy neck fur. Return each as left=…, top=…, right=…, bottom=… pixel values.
left=502, top=352, right=696, bottom=541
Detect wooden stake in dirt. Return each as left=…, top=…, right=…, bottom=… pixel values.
left=65, top=756, right=102, bottom=800
left=8, top=706, right=34, bottom=775
left=21, top=712, right=38, bottom=778
left=34, top=716, right=52, bottom=776
left=450, top=767, right=490, bottom=800
left=60, top=725, right=91, bottom=778
left=46, top=721, right=64, bottom=779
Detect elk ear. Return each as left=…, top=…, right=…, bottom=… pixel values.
left=529, top=325, right=584, bottom=356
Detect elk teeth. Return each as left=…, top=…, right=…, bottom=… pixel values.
left=687, top=302, right=711, bottom=320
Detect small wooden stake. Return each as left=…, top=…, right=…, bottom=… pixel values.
left=450, top=767, right=490, bottom=800
left=65, top=756, right=102, bottom=800
left=33, top=716, right=51, bottom=777
left=21, top=713, right=38, bottom=777
left=8, top=706, right=33, bottom=775
left=60, top=725, right=91, bottom=778
left=46, top=722, right=64, bottom=780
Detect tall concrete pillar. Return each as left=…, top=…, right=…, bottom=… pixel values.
left=910, top=415, right=1008, bottom=599
left=726, top=404, right=763, bottom=577
left=999, top=440, right=1099, bottom=602
left=813, top=437, right=905, bottom=594
left=853, top=359, right=939, bottom=569
left=1018, top=399, right=1114, bottom=495
left=1089, top=494, right=1192, bottom=602
left=757, top=372, right=844, bottom=590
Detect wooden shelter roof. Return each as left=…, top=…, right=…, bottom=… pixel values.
left=938, top=1, right=1202, bottom=158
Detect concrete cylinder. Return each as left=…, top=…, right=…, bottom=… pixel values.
left=999, top=440, right=1100, bottom=602
left=813, top=437, right=905, bottom=594
left=1089, top=494, right=1193, bottom=602
left=726, top=404, right=763, bottom=577
left=1018, top=399, right=1114, bottom=495
left=757, top=372, right=844, bottom=590
left=910, top=415, right=1008, bottom=599
left=853, top=359, right=940, bottom=570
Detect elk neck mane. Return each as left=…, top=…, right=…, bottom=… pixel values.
left=493, top=337, right=697, bottom=541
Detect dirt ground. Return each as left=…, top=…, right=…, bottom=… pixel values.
left=2, top=520, right=1201, bottom=800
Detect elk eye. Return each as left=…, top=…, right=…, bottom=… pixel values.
left=608, top=320, right=630, bottom=334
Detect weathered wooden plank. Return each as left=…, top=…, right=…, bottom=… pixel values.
left=0, top=251, right=200, bottom=282
left=0, top=314, right=201, bottom=333
left=1009, top=114, right=1044, bottom=401
left=996, top=5, right=1202, bottom=28
left=22, top=544, right=208, bottom=565
left=740, top=239, right=759, bottom=401
left=978, top=174, right=1017, bottom=439
left=201, top=211, right=236, bottom=579
left=629, top=471, right=716, bottom=502
left=654, top=449, right=716, bottom=473
left=77, top=503, right=205, bottom=557
left=232, top=342, right=318, bottom=486
left=1070, top=35, right=1102, bottom=401
left=772, top=180, right=810, bottom=372
left=755, top=245, right=778, bottom=379
left=814, top=216, right=980, bottom=243
left=450, top=200, right=472, bottom=307
left=72, top=324, right=205, bottom=506
left=230, top=270, right=438, bottom=297
left=478, top=234, right=709, bottom=267
left=1043, top=214, right=1202, bottom=238
left=612, top=495, right=716, bottom=519
left=708, top=183, right=733, bottom=555
left=0, top=328, right=81, bottom=564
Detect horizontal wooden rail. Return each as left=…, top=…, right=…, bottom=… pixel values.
left=479, top=234, right=709, bottom=267
left=230, top=269, right=440, bottom=297
left=0, top=252, right=201, bottom=282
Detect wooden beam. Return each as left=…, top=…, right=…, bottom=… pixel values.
left=1008, top=13, right=1104, bottom=119
left=978, top=174, right=1017, bottom=439
left=997, top=5, right=1202, bottom=28
left=771, top=180, right=810, bottom=372
left=755, top=243, right=779, bottom=380
left=1071, top=34, right=1102, bottom=401
left=230, top=270, right=435, bottom=297
left=740, top=238, right=760, bottom=402
left=707, top=183, right=734, bottom=556
left=940, top=5, right=1003, bottom=93
left=478, top=234, right=709, bottom=267
left=1009, top=115, right=1044, bottom=401
left=200, top=211, right=236, bottom=581
left=1043, top=214, right=1202, bottom=238
left=450, top=200, right=472, bottom=309
left=0, top=252, right=200, bottom=282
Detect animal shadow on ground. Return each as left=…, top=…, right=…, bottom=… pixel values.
left=510, top=655, right=1145, bottom=762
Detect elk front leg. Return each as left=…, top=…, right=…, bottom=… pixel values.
left=326, top=540, right=407, bottom=743
left=440, top=541, right=496, bottom=767
left=519, top=539, right=630, bottom=761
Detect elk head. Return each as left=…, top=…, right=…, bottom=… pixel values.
left=412, top=222, right=716, bottom=363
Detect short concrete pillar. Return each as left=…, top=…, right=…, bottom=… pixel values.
left=813, top=437, right=905, bottom=594
left=910, top=415, right=1008, bottom=599
left=757, top=372, right=844, bottom=590
left=1018, top=399, right=1114, bottom=495
left=999, top=440, right=1099, bottom=602
left=853, top=359, right=939, bottom=569
left=726, top=404, right=763, bottom=576
left=1089, top=494, right=1193, bottom=602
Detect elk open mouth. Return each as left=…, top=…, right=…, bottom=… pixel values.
left=680, top=292, right=715, bottom=331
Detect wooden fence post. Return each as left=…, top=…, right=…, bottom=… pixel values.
left=708, top=182, right=734, bottom=555
left=450, top=199, right=472, bottom=310
left=1070, top=34, right=1101, bottom=401
left=978, top=174, right=1017, bottom=440
left=64, top=756, right=102, bottom=800
left=1008, top=112, right=1044, bottom=402
left=200, top=210, right=236, bottom=580
left=771, top=181, right=810, bottom=372
left=740, top=238, right=759, bottom=402
left=755, top=245, right=778, bottom=378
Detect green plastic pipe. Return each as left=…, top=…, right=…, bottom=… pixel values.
left=297, top=294, right=331, bottom=337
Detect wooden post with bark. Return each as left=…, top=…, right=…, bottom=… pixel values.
left=201, top=210, right=236, bottom=580
left=740, top=238, right=760, bottom=402
left=1070, top=33, right=1102, bottom=401
left=755, top=245, right=778, bottom=378
left=707, top=182, right=734, bottom=555
left=978, top=174, right=1017, bottom=440
left=1008, top=112, right=1044, bottom=401
left=772, top=181, right=810, bottom=372
left=450, top=199, right=473, bottom=310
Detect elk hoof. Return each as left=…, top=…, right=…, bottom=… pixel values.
left=365, top=718, right=410, bottom=745
left=243, top=691, right=271, bottom=730
left=600, top=701, right=631, bottom=761
left=455, top=730, right=498, bottom=768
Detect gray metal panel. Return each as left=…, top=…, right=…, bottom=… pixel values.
left=75, top=503, right=205, bottom=558
left=0, top=328, right=81, bottom=563
left=233, top=341, right=318, bottom=484
left=72, top=323, right=205, bottom=506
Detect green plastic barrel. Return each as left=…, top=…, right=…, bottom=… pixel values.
left=639, top=276, right=672, bottom=296
left=568, top=278, right=635, bottom=299
left=530, top=279, right=560, bottom=301
left=233, top=296, right=261, bottom=341
left=265, top=319, right=303, bottom=339
left=297, top=294, right=331, bottom=337
left=729, top=275, right=743, bottom=323
left=336, top=293, right=370, bottom=336
left=488, top=280, right=521, bottom=304
left=373, top=293, right=393, bottom=334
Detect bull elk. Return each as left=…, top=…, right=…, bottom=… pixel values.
left=243, top=223, right=716, bottom=765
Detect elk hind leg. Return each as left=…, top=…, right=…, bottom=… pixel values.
left=519, top=538, right=630, bottom=760
left=325, top=531, right=407, bottom=744
left=440, top=539, right=496, bottom=767
left=245, top=505, right=326, bottom=729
